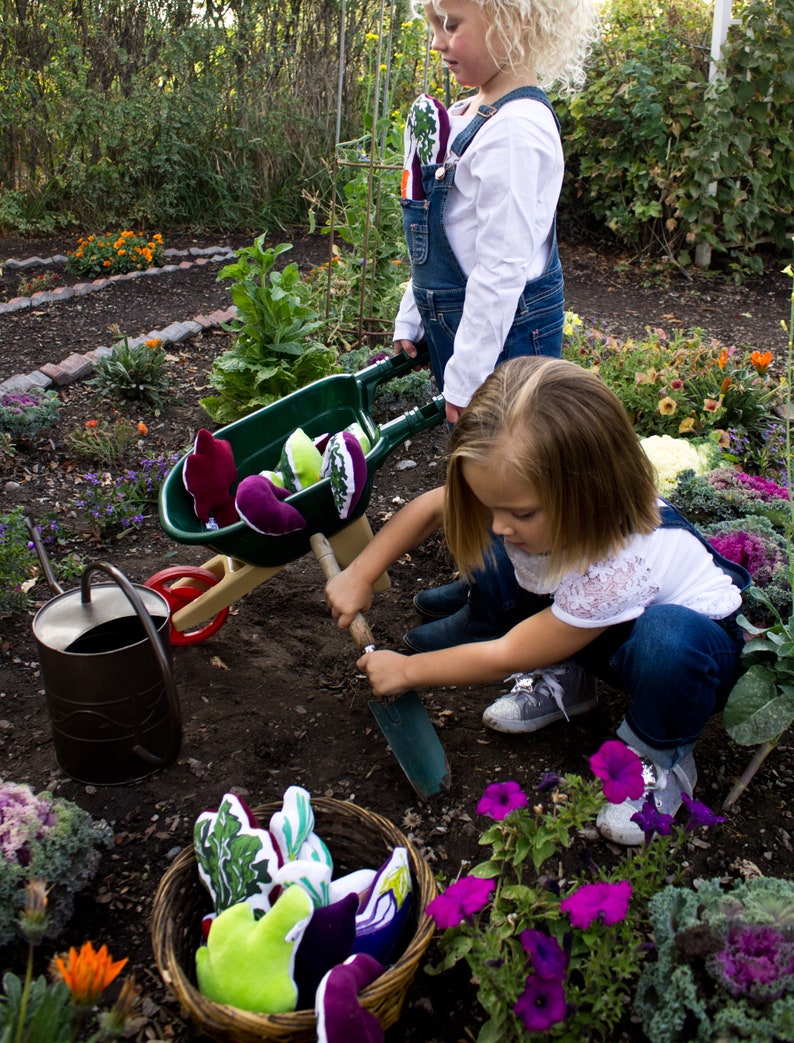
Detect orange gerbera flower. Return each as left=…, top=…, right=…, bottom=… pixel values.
left=54, top=942, right=128, bottom=1006
left=750, top=350, right=773, bottom=373
left=717, top=349, right=728, bottom=369
left=137, top=422, right=148, bottom=435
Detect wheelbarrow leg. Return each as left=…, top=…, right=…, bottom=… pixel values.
left=168, top=515, right=389, bottom=634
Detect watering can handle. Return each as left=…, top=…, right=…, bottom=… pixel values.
left=80, top=562, right=182, bottom=767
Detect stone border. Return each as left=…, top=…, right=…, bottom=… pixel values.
left=0, top=246, right=238, bottom=395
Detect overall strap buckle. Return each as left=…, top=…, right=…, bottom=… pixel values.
left=476, top=103, right=498, bottom=118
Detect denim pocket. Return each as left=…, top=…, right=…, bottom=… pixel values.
left=400, top=199, right=429, bottom=265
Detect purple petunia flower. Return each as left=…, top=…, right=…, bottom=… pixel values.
left=476, top=781, right=529, bottom=821
left=537, top=770, right=562, bottom=792
left=425, top=875, right=495, bottom=929
left=514, top=974, right=567, bottom=1032
left=589, top=741, right=645, bottom=804
left=561, top=880, right=633, bottom=930
left=630, top=794, right=675, bottom=844
left=681, top=793, right=727, bottom=831
left=520, top=929, right=569, bottom=981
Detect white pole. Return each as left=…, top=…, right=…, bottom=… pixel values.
left=695, top=0, right=733, bottom=267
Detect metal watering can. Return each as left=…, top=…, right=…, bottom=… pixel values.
left=25, top=519, right=182, bottom=785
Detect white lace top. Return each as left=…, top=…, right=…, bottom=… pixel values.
left=504, top=526, right=742, bottom=628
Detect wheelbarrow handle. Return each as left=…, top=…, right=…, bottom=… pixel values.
left=310, top=533, right=375, bottom=652
left=354, top=344, right=432, bottom=416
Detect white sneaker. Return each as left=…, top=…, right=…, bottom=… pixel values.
left=482, top=661, right=597, bottom=734
left=596, top=751, right=697, bottom=846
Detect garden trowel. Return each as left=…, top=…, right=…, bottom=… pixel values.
left=311, top=533, right=451, bottom=800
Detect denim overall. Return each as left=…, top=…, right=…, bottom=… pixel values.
left=400, top=86, right=565, bottom=393
left=477, top=500, right=750, bottom=762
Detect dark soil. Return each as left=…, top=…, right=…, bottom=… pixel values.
left=1, top=229, right=793, bottom=1043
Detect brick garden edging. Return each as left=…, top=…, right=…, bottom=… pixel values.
left=0, top=246, right=239, bottom=395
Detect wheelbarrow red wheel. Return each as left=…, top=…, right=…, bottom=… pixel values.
left=144, top=566, right=229, bottom=646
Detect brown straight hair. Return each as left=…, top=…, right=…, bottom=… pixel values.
left=444, top=356, right=660, bottom=579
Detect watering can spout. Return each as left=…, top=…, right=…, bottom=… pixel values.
left=24, top=516, right=64, bottom=595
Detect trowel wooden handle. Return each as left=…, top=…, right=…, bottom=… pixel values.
left=310, top=533, right=377, bottom=653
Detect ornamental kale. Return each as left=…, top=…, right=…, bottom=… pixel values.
left=0, top=388, right=61, bottom=441
left=0, top=781, right=113, bottom=947
left=636, top=876, right=794, bottom=1042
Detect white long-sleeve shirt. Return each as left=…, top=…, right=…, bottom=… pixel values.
left=394, top=95, right=563, bottom=408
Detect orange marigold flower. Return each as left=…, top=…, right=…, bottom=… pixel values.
left=717, top=349, right=728, bottom=369
left=85, top=419, right=98, bottom=428
left=54, top=942, right=128, bottom=1006
left=144, top=338, right=163, bottom=350
left=103, top=259, right=111, bottom=267
left=137, top=422, right=148, bottom=435
left=750, top=350, right=773, bottom=373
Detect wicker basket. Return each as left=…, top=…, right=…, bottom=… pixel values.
left=151, top=798, right=438, bottom=1043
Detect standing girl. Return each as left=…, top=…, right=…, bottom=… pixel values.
left=395, top=0, right=598, bottom=423
left=324, top=358, right=749, bottom=845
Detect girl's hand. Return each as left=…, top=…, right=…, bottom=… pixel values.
left=357, top=649, right=412, bottom=698
left=324, top=570, right=373, bottom=629
left=394, top=338, right=418, bottom=359
left=445, top=400, right=464, bottom=424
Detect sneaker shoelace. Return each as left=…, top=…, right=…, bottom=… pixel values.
left=503, top=668, right=571, bottom=721
left=636, top=757, right=694, bottom=800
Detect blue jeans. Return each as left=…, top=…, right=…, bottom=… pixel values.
left=469, top=538, right=745, bottom=756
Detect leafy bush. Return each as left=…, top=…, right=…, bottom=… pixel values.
left=0, top=781, right=113, bottom=947
left=0, top=388, right=61, bottom=441
left=65, top=416, right=147, bottom=468
left=65, top=231, right=164, bottom=278
left=200, top=236, right=338, bottom=424
left=555, top=0, right=794, bottom=264
left=562, top=316, right=786, bottom=469
left=88, top=334, right=172, bottom=411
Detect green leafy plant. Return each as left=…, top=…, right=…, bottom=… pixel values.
left=0, top=511, right=86, bottom=616
left=16, top=271, right=59, bottom=297
left=0, top=882, right=140, bottom=1043
left=562, top=314, right=786, bottom=466
left=636, top=875, right=794, bottom=1042
left=0, top=781, right=113, bottom=948
left=720, top=259, right=794, bottom=806
left=0, top=389, right=61, bottom=441
left=426, top=741, right=726, bottom=1041
left=88, top=332, right=171, bottom=411
left=73, top=453, right=179, bottom=538
left=65, top=232, right=164, bottom=278
left=65, top=416, right=147, bottom=468
left=200, top=235, right=338, bottom=424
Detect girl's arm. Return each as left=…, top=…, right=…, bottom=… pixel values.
left=325, top=486, right=446, bottom=628
left=358, top=606, right=607, bottom=697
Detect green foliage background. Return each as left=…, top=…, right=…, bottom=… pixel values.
left=0, top=0, right=791, bottom=266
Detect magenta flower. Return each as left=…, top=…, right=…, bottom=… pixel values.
left=681, top=793, right=727, bottom=831
left=561, top=880, right=632, bottom=930
left=425, top=876, right=495, bottom=929
left=476, top=781, right=528, bottom=821
left=514, top=974, right=567, bottom=1032
left=630, top=794, right=675, bottom=843
left=589, top=741, right=644, bottom=804
left=520, top=929, right=568, bottom=980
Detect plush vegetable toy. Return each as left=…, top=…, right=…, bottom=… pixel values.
left=235, top=475, right=306, bottom=535
left=401, top=93, right=450, bottom=201
left=196, top=885, right=314, bottom=1014
left=183, top=428, right=238, bottom=530
left=316, top=953, right=385, bottom=1043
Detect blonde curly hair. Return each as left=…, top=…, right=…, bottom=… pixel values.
left=424, top=0, right=600, bottom=90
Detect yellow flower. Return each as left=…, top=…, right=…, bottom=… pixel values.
left=54, top=942, right=128, bottom=1006
left=678, top=417, right=695, bottom=434
left=365, top=32, right=378, bottom=40
left=658, top=396, right=677, bottom=416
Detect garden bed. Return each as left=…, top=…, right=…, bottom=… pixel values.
left=1, top=230, right=793, bottom=1041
